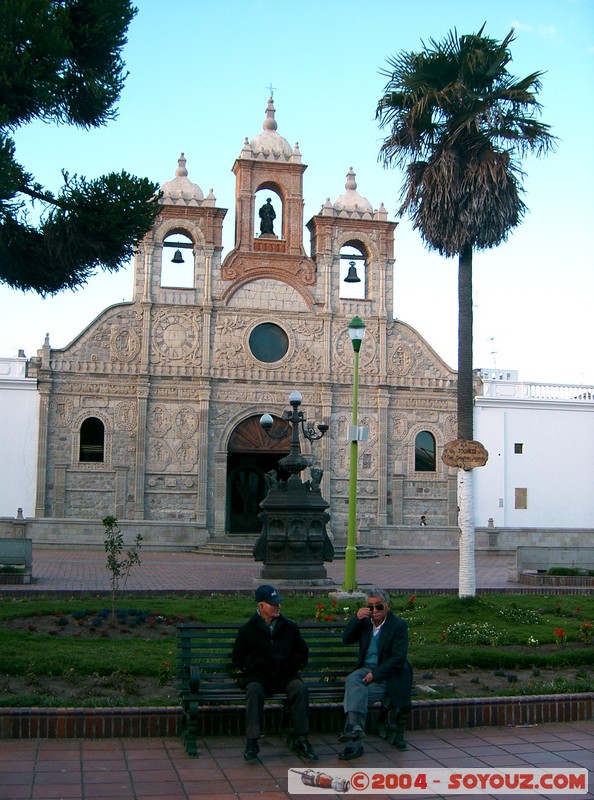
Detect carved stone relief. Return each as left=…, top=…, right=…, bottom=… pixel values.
left=147, top=404, right=170, bottom=437
left=151, top=311, right=201, bottom=364
left=110, top=327, right=141, bottom=363
left=388, top=342, right=413, bottom=376
left=51, top=397, right=73, bottom=427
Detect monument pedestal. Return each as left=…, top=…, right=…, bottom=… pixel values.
left=253, top=476, right=334, bottom=585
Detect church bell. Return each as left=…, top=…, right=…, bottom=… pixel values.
left=344, top=260, right=361, bottom=283
left=171, top=249, right=184, bottom=264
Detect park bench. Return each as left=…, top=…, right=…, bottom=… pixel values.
left=177, top=621, right=410, bottom=757
left=0, top=538, right=32, bottom=584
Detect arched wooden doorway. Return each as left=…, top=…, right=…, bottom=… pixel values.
left=226, top=415, right=290, bottom=535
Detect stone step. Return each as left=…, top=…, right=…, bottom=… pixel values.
left=195, top=540, right=380, bottom=559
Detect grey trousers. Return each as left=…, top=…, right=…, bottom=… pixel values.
left=245, top=678, right=309, bottom=740
left=343, top=667, right=388, bottom=729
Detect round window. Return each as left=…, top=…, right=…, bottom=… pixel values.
left=249, top=323, right=289, bottom=363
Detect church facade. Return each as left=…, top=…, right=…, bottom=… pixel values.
left=28, top=99, right=459, bottom=548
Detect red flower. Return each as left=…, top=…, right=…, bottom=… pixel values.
left=409, top=596, right=415, bottom=603
left=316, top=603, right=324, bottom=610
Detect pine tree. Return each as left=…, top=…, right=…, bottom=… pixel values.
left=0, top=0, right=161, bottom=294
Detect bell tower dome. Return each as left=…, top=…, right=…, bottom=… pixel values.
left=220, top=98, right=318, bottom=307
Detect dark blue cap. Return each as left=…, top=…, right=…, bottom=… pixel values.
left=255, top=584, right=283, bottom=605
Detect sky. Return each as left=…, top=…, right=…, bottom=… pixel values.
left=1, top=0, right=593, bottom=386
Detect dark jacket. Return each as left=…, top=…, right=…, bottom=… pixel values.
left=343, top=611, right=413, bottom=709
left=232, top=611, right=309, bottom=694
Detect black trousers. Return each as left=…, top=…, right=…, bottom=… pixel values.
left=244, top=678, right=309, bottom=740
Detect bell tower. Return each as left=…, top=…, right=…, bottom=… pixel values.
left=220, top=98, right=319, bottom=307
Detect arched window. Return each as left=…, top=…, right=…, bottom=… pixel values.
left=415, top=431, right=436, bottom=472
left=79, top=417, right=105, bottom=462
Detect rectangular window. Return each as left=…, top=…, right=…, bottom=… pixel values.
left=514, top=443, right=524, bottom=454
left=515, top=488, right=528, bottom=509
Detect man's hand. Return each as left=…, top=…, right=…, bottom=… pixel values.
left=362, top=671, right=374, bottom=684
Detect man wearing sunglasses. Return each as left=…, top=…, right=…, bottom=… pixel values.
left=338, top=587, right=413, bottom=760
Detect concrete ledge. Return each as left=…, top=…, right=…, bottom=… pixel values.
left=1, top=693, right=592, bottom=740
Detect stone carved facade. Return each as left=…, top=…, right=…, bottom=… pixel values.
left=28, top=99, right=458, bottom=547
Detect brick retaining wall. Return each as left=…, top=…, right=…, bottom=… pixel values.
left=2, top=694, right=592, bottom=741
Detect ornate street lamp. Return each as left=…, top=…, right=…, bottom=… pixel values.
left=260, top=390, right=328, bottom=485
left=343, top=316, right=366, bottom=591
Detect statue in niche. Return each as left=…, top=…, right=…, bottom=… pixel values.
left=259, top=198, right=276, bottom=235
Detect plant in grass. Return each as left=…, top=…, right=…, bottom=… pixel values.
left=314, top=600, right=337, bottom=621
left=498, top=605, right=541, bottom=625
left=442, top=621, right=503, bottom=646
left=577, top=622, right=593, bottom=643
left=554, top=627, right=567, bottom=646
left=399, top=594, right=422, bottom=613
left=103, top=515, right=142, bottom=622
left=527, top=635, right=539, bottom=647
left=158, top=660, right=175, bottom=685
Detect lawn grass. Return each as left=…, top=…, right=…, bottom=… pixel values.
left=0, top=592, right=592, bottom=706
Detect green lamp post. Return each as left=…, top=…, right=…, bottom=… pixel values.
left=342, top=315, right=366, bottom=591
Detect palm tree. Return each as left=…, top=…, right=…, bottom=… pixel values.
left=376, top=26, right=555, bottom=596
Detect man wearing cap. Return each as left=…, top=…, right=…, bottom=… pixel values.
left=338, top=587, right=413, bottom=760
left=232, top=584, right=318, bottom=762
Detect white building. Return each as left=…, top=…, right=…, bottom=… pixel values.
left=474, top=374, right=594, bottom=529
left=0, top=356, right=39, bottom=518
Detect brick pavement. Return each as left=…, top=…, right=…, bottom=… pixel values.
left=6, top=548, right=519, bottom=594
left=0, top=724, right=592, bottom=799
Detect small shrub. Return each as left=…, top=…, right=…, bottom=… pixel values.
left=103, top=515, right=143, bottom=622
left=548, top=567, right=594, bottom=577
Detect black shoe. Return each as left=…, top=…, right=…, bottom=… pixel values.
left=338, top=722, right=364, bottom=742
left=243, top=739, right=260, bottom=761
left=339, top=743, right=364, bottom=760
left=292, top=736, right=319, bottom=761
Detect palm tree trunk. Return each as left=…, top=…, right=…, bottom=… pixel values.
left=457, top=468, right=476, bottom=596
left=457, top=244, right=476, bottom=597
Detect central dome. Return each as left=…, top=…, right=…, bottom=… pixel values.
left=248, top=98, right=293, bottom=158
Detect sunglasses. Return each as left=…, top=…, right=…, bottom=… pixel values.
left=367, top=603, right=385, bottom=611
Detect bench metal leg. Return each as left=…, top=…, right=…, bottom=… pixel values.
left=181, top=701, right=199, bottom=757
